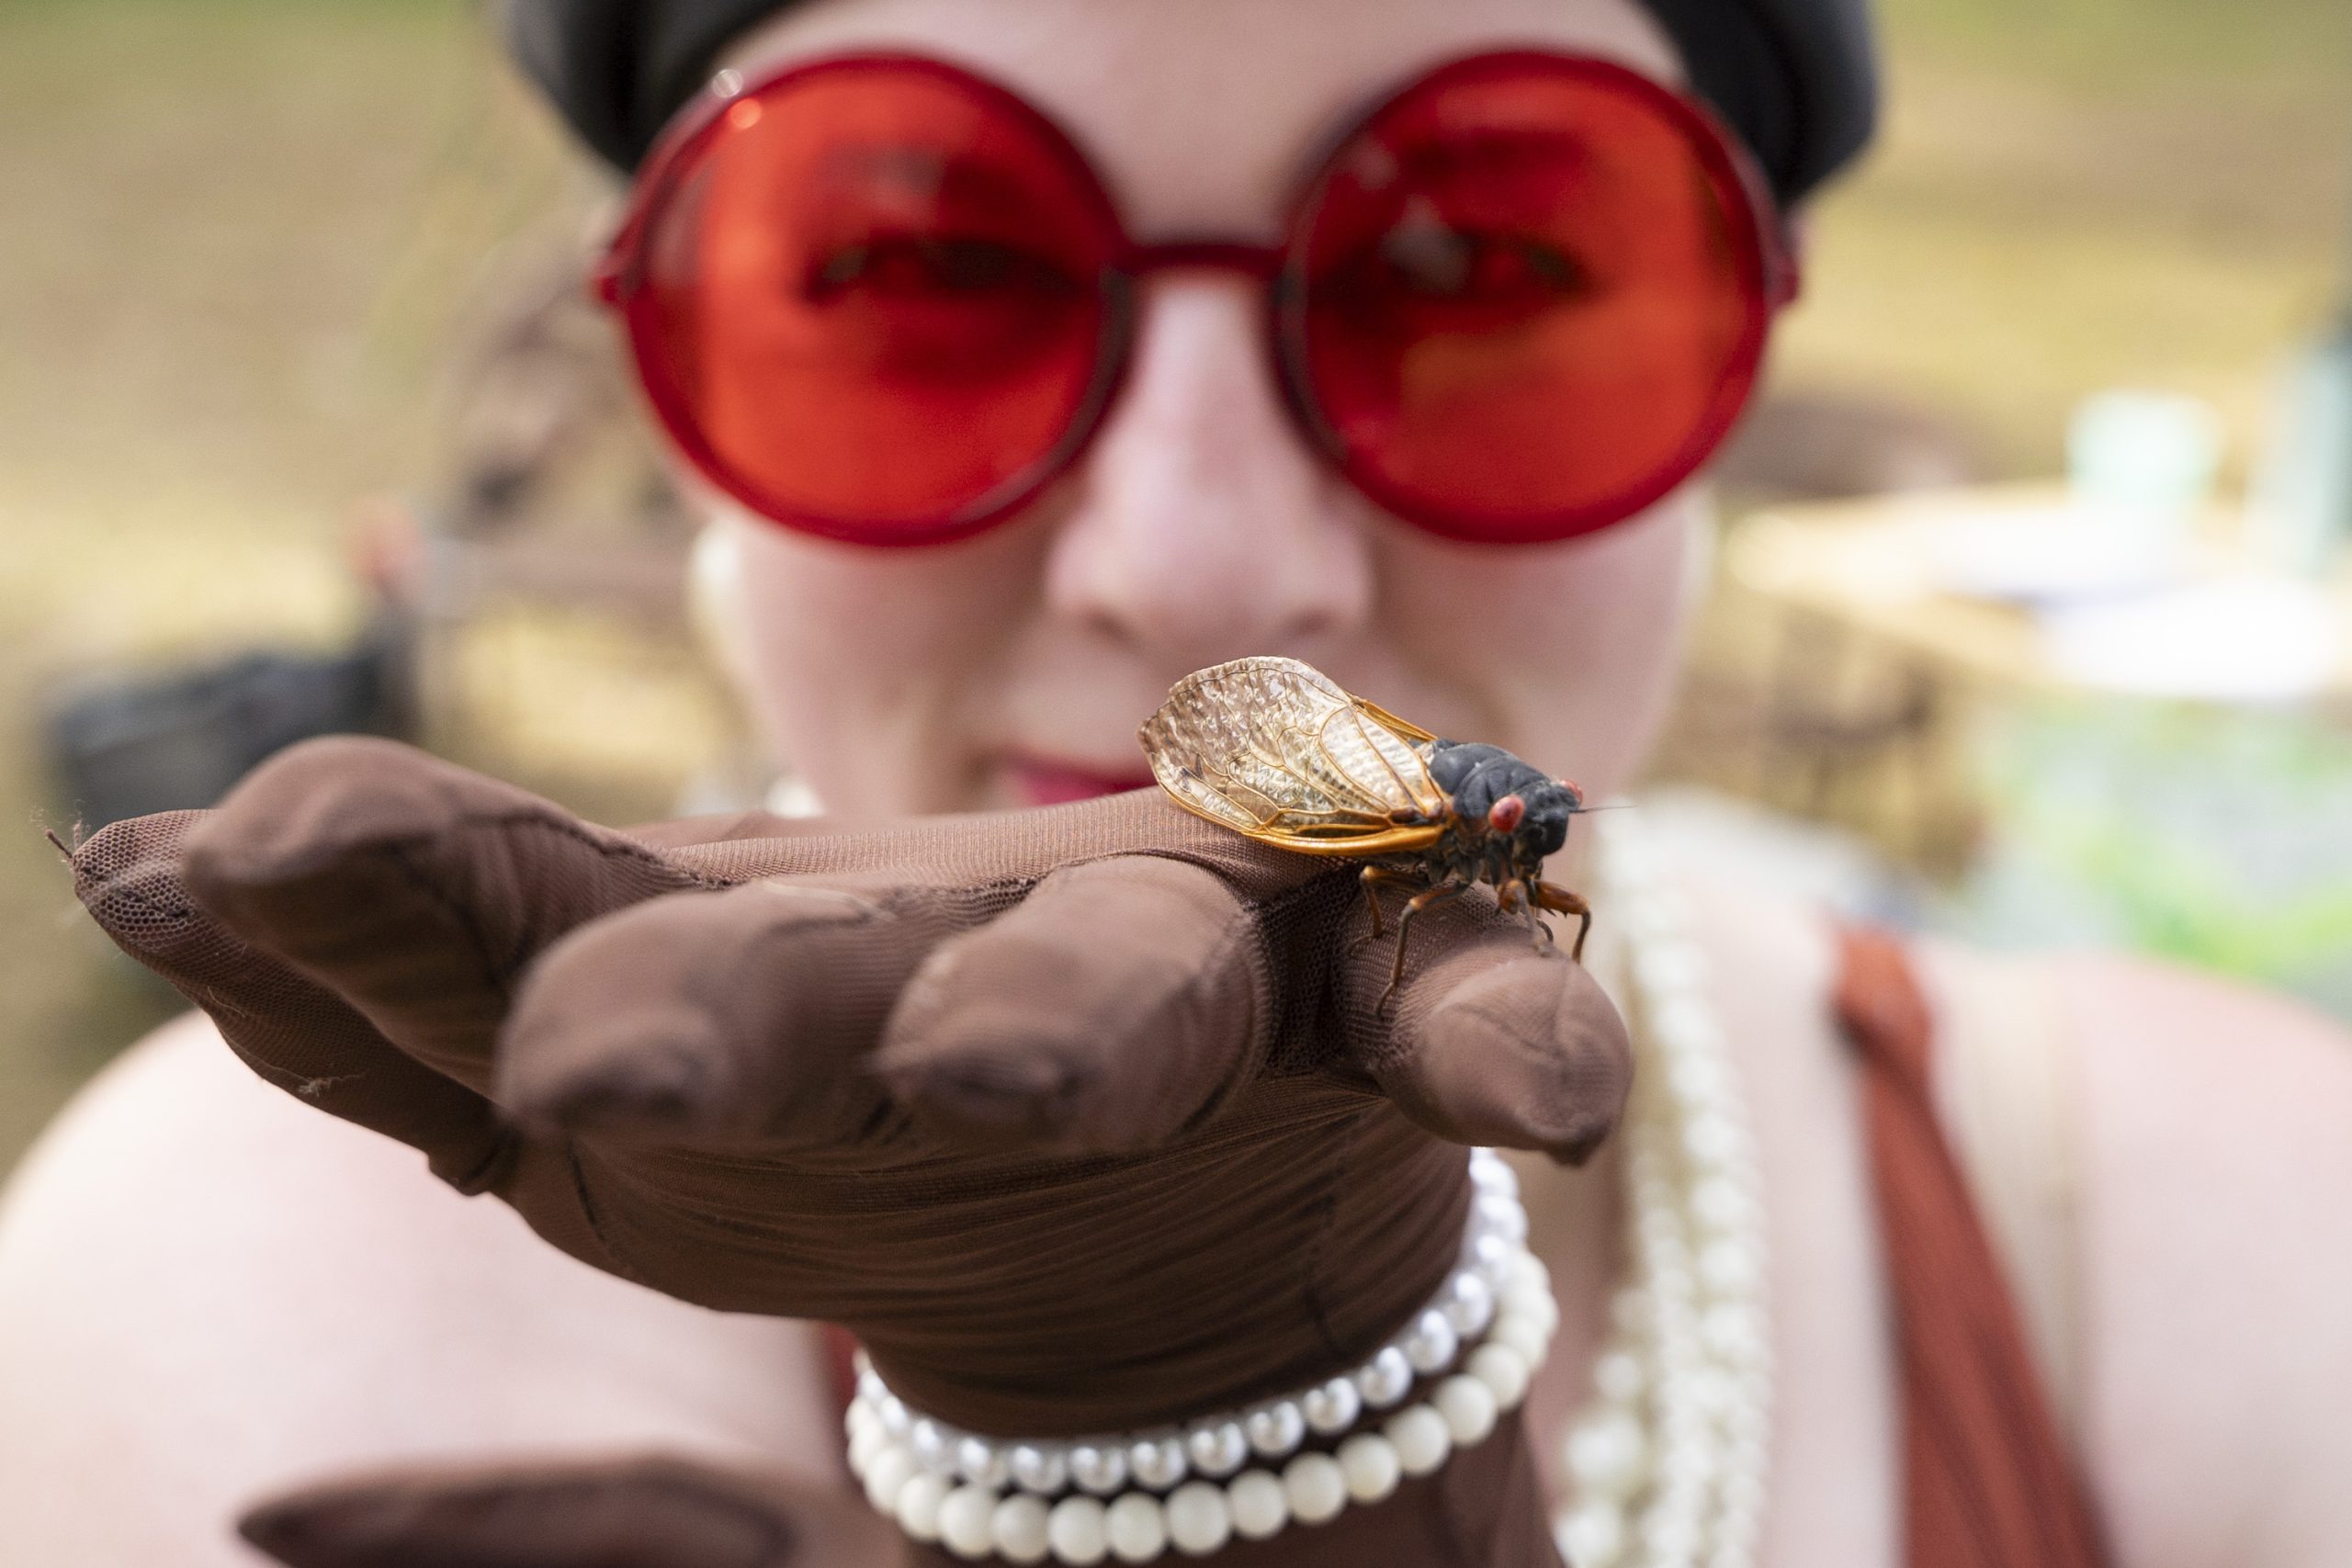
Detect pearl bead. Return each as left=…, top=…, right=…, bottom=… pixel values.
left=1475, top=1191, right=1529, bottom=1244
left=1403, top=1308, right=1460, bottom=1373
left=956, top=1435, right=1012, bottom=1489
left=856, top=1366, right=885, bottom=1404
left=1163, top=1482, right=1232, bottom=1556
left=1282, top=1452, right=1348, bottom=1525
left=1634, top=942, right=1705, bottom=995
left=1011, top=1442, right=1069, bottom=1495
left=1685, top=1111, right=1742, bottom=1169
left=1691, top=1176, right=1753, bottom=1233
left=939, top=1484, right=1000, bottom=1561
left=864, top=1444, right=918, bottom=1514
left=1661, top=1432, right=1720, bottom=1493
left=992, top=1494, right=1052, bottom=1564
left=1127, top=1432, right=1187, bottom=1492
left=1656, top=996, right=1724, bottom=1052
left=1490, top=1314, right=1548, bottom=1364
left=1507, top=1249, right=1549, bottom=1296
left=847, top=1422, right=888, bottom=1477
left=1226, top=1470, right=1288, bottom=1540
left=1385, top=1404, right=1453, bottom=1476
left=1337, top=1433, right=1401, bottom=1503
left=1468, top=1232, right=1514, bottom=1284
left=895, top=1472, right=951, bottom=1542
left=910, top=1418, right=954, bottom=1473
left=1467, top=1342, right=1532, bottom=1408
left=1702, top=1303, right=1764, bottom=1360
left=1104, top=1494, right=1167, bottom=1563
left=1046, top=1496, right=1110, bottom=1565
left=1432, top=1374, right=1498, bottom=1446
left=1593, top=1349, right=1645, bottom=1404
left=1243, top=1400, right=1306, bottom=1458
left=1641, top=1506, right=1702, bottom=1562
left=846, top=1399, right=879, bottom=1444
left=1566, top=1410, right=1648, bottom=1499
left=1441, top=1270, right=1495, bottom=1337
left=1301, top=1376, right=1362, bottom=1436
left=1503, top=1284, right=1560, bottom=1339
left=1183, top=1420, right=1247, bottom=1479
left=877, top=1394, right=911, bottom=1437
left=1069, top=1443, right=1128, bottom=1495
left=1668, top=1053, right=1729, bottom=1111
left=1556, top=1500, right=1626, bottom=1568
left=1355, top=1346, right=1413, bottom=1409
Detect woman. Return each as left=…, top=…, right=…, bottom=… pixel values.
left=5, top=0, right=2350, bottom=1564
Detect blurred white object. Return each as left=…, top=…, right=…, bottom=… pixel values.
left=2248, top=321, right=2352, bottom=574
left=2040, top=577, right=2342, bottom=702
left=2065, top=389, right=2224, bottom=552
left=1921, top=500, right=2193, bottom=604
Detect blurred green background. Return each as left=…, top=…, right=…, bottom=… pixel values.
left=2, top=0, right=2348, bottom=1173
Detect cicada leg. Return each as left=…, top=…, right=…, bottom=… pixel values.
left=1497, top=877, right=1548, bottom=953
left=1532, top=881, right=1593, bottom=963
left=1357, top=863, right=1428, bottom=942
left=1379, top=875, right=1472, bottom=1015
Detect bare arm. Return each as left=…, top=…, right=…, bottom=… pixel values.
left=2064, top=956, right=2352, bottom=1568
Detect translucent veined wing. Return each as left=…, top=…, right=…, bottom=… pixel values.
left=1138, top=657, right=1450, bottom=856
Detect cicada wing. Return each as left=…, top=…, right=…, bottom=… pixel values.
left=1348, top=694, right=1438, bottom=747
left=1139, top=656, right=1450, bottom=854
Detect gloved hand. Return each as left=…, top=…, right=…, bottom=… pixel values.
left=73, top=736, right=1629, bottom=1565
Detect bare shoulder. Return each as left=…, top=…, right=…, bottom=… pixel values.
left=0, top=1015, right=835, bottom=1567
left=2051, top=955, right=2352, bottom=1568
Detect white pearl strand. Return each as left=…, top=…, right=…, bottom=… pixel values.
left=845, top=1148, right=1555, bottom=1563
left=1553, top=817, right=1773, bottom=1568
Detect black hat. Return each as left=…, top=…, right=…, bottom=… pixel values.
left=503, top=0, right=1876, bottom=208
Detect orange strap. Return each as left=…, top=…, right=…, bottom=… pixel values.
left=1833, top=928, right=2109, bottom=1568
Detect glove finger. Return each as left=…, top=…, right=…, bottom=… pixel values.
left=239, top=1455, right=899, bottom=1568
left=178, top=736, right=708, bottom=1097
left=874, top=854, right=1267, bottom=1154
left=498, top=874, right=974, bottom=1149
left=1357, top=898, right=1633, bottom=1166
left=70, top=808, right=512, bottom=1191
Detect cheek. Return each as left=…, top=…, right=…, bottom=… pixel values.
left=723, top=510, right=1042, bottom=811
left=1383, top=498, right=1695, bottom=795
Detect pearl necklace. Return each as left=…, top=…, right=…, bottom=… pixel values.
left=1552, top=815, right=1773, bottom=1568
left=845, top=1147, right=1557, bottom=1563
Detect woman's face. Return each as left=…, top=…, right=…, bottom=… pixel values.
left=706, top=0, right=1704, bottom=817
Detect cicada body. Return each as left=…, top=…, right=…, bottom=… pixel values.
left=1138, top=657, right=1591, bottom=1003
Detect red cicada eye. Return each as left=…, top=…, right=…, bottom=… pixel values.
left=616, top=59, right=1125, bottom=545
left=1487, top=795, right=1527, bottom=832
left=1282, top=54, right=1776, bottom=544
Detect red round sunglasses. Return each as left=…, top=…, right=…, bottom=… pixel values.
left=594, top=50, right=1796, bottom=548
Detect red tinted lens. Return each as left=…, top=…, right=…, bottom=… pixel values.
left=615, top=59, right=1121, bottom=544
left=1285, top=55, right=1775, bottom=544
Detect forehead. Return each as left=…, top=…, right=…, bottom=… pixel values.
left=717, top=0, right=1684, bottom=232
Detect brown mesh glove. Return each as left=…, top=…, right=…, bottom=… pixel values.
left=73, top=736, right=1629, bottom=1566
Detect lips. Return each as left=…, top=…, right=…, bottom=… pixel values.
left=1007, top=755, right=1159, bottom=807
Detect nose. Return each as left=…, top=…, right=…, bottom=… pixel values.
left=1042, top=278, right=1373, bottom=666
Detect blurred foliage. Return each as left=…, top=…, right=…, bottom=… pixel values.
left=1965, top=701, right=2352, bottom=1016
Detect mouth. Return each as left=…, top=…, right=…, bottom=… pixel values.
left=1005, top=754, right=1159, bottom=807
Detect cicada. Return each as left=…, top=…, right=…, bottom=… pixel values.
left=1139, top=656, right=1590, bottom=1004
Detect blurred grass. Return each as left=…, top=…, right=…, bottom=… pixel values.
left=0, top=0, right=2346, bottom=1173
